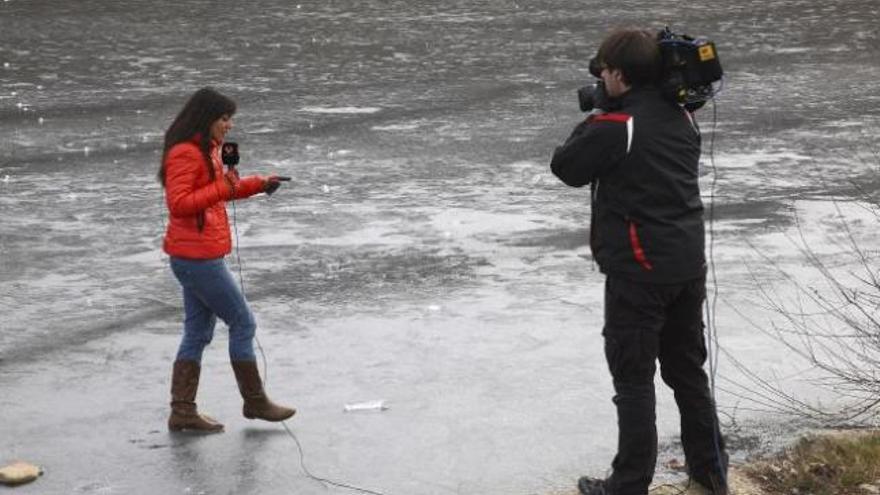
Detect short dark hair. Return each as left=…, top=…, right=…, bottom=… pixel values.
left=597, top=28, right=661, bottom=87
left=157, top=87, right=236, bottom=186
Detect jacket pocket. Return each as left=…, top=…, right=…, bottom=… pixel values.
left=627, top=220, right=653, bottom=271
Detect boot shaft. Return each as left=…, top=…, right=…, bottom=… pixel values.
left=170, top=359, right=202, bottom=405
left=230, top=360, right=266, bottom=400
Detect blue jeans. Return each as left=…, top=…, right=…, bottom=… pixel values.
left=169, top=257, right=256, bottom=362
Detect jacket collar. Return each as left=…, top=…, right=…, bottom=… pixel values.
left=619, top=85, right=659, bottom=102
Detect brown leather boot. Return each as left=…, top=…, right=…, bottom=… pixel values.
left=231, top=360, right=296, bottom=421
left=168, top=360, right=224, bottom=433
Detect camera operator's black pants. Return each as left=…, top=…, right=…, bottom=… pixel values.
left=601, top=275, right=727, bottom=495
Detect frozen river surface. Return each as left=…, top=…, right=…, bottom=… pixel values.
left=1, top=0, right=879, bottom=494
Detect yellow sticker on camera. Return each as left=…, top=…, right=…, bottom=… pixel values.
left=698, top=45, right=716, bottom=61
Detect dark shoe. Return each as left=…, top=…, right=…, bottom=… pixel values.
left=577, top=476, right=609, bottom=495
left=231, top=360, right=296, bottom=422
left=692, top=471, right=729, bottom=495
left=168, top=360, right=224, bottom=433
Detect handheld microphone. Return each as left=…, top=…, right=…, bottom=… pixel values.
left=221, top=142, right=239, bottom=168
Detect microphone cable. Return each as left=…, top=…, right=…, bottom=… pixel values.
left=229, top=189, right=390, bottom=495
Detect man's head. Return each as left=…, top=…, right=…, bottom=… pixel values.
left=595, top=28, right=662, bottom=97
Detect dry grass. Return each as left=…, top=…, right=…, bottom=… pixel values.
left=743, top=430, right=880, bottom=495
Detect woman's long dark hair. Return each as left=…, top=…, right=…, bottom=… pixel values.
left=157, top=87, right=236, bottom=187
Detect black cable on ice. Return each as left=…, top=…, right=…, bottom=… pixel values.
left=230, top=194, right=390, bottom=495
left=702, top=96, right=729, bottom=489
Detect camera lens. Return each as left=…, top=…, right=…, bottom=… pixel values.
left=578, top=85, right=595, bottom=112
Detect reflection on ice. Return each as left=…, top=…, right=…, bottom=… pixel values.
left=301, top=106, right=382, bottom=114
left=370, top=123, right=422, bottom=131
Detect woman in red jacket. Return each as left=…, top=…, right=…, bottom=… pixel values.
left=158, top=87, right=294, bottom=433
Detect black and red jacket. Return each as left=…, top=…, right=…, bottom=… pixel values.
left=550, top=86, right=706, bottom=283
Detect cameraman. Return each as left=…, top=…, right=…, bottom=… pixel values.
left=550, top=29, right=728, bottom=495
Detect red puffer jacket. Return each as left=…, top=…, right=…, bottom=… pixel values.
left=162, top=139, right=265, bottom=259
